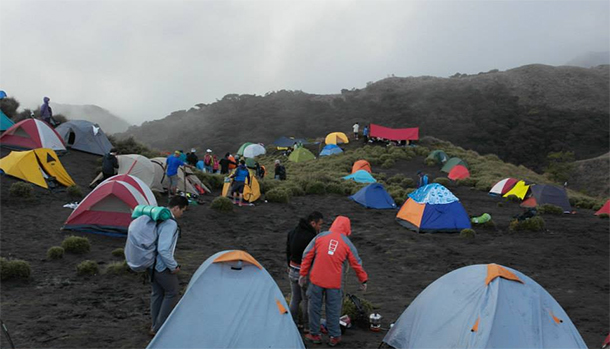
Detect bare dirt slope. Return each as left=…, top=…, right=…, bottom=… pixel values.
left=1, top=150, right=608, bottom=348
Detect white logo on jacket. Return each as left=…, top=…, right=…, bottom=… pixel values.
left=328, top=239, right=339, bottom=255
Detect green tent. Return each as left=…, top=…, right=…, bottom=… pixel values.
left=245, top=157, right=257, bottom=169
left=288, top=147, right=315, bottom=163
left=237, top=142, right=254, bottom=156
left=0, top=110, right=14, bottom=132
left=441, top=157, right=468, bottom=173
left=426, top=150, right=448, bottom=165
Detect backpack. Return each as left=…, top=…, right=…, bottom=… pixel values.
left=346, top=293, right=368, bottom=328
left=204, top=154, right=212, bottom=165
left=124, top=205, right=173, bottom=272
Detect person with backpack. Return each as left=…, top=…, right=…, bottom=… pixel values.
left=286, top=211, right=324, bottom=332
left=186, top=148, right=198, bottom=167
left=300, top=216, right=368, bottom=347
left=219, top=153, right=236, bottom=175
left=102, top=148, right=119, bottom=180
left=212, top=155, right=220, bottom=174
left=274, top=160, right=286, bottom=180
left=229, top=160, right=250, bottom=206
left=148, top=196, right=188, bottom=336
left=203, top=149, right=213, bottom=173
left=417, top=170, right=429, bottom=188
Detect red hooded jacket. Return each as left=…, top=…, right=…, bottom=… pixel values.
left=300, top=216, right=368, bottom=289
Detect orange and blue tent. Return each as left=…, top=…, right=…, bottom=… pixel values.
left=396, top=183, right=470, bottom=233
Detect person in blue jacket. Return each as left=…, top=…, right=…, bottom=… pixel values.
left=417, top=171, right=429, bottom=188
left=166, top=151, right=194, bottom=196
left=230, top=160, right=251, bottom=206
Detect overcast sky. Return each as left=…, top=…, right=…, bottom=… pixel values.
left=1, top=0, right=608, bottom=125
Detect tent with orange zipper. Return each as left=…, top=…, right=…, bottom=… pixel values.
left=448, top=164, right=470, bottom=180
left=383, top=264, right=587, bottom=349
left=352, top=160, right=372, bottom=174
left=595, top=200, right=610, bottom=215
left=147, top=250, right=305, bottom=349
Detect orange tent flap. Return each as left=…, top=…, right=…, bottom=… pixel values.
left=471, top=317, right=480, bottom=332
left=485, top=264, right=523, bottom=285
left=352, top=160, right=372, bottom=174
left=396, top=199, right=425, bottom=228
left=548, top=310, right=563, bottom=324
left=276, top=299, right=288, bottom=314
left=213, top=250, right=263, bottom=269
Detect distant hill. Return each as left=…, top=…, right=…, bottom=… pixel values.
left=569, top=152, right=610, bottom=197
left=53, top=103, right=131, bottom=134
left=566, top=51, right=609, bottom=68
left=119, top=64, right=609, bottom=171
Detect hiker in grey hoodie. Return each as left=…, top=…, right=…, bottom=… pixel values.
left=150, top=196, right=188, bottom=336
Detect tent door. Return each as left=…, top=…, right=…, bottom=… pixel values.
left=67, top=131, right=76, bottom=146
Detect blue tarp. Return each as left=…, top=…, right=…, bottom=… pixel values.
left=408, top=183, right=459, bottom=204
left=350, top=183, right=396, bottom=209
left=320, top=144, right=343, bottom=156
left=343, top=170, right=377, bottom=183
left=383, top=264, right=587, bottom=348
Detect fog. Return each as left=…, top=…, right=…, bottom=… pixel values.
left=1, top=0, right=608, bottom=125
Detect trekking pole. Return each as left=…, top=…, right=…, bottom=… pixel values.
left=1, top=320, right=16, bottom=349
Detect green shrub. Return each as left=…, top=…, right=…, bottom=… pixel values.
left=592, top=202, right=604, bottom=211
left=9, top=182, right=32, bottom=198
left=509, top=216, right=545, bottom=232
left=76, top=260, right=99, bottom=276
left=474, top=178, right=494, bottom=192
left=402, top=178, right=416, bottom=188
left=260, top=178, right=280, bottom=193
left=350, top=184, right=367, bottom=195
left=574, top=199, right=596, bottom=209
left=413, top=146, right=430, bottom=156
left=457, top=178, right=477, bottom=187
left=387, top=174, right=407, bottom=185
left=305, top=181, right=326, bottom=195
left=266, top=188, right=291, bottom=203
left=111, top=248, right=125, bottom=258
left=0, top=258, right=31, bottom=281
left=47, top=246, right=64, bottom=260
left=195, top=172, right=225, bottom=190
left=505, top=195, right=521, bottom=203
left=379, top=154, right=393, bottom=163
left=66, top=185, right=83, bottom=199
left=326, top=183, right=345, bottom=195
left=481, top=220, right=497, bottom=229
left=105, top=261, right=131, bottom=275
left=342, top=295, right=374, bottom=322
left=424, top=158, right=437, bottom=166
left=284, top=183, right=305, bottom=197
left=381, top=158, right=395, bottom=169
left=210, top=196, right=234, bottom=211
left=433, top=177, right=450, bottom=186
left=538, top=204, right=564, bottom=215
left=460, top=228, right=476, bottom=238
left=61, top=236, right=91, bottom=254
left=599, top=213, right=609, bottom=219
left=389, top=189, right=406, bottom=206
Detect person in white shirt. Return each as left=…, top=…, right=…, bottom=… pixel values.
left=353, top=123, right=359, bottom=140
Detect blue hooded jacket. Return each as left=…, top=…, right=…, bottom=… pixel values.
left=40, top=97, right=52, bottom=120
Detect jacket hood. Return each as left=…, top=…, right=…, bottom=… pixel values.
left=43, top=97, right=50, bottom=103
left=329, top=216, right=351, bottom=236
left=298, top=218, right=317, bottom=234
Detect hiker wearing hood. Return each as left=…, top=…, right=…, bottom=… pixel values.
left=286, top=212, right=324, bottom=332
left=299, top=216, right=368, bottom=346
left=40, top=97, right=53, bottom=125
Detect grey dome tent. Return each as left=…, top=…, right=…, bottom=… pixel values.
left=55, top=120, right=113, bottom=156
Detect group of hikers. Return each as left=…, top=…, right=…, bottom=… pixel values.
left=142, top=202, right=368, bottom=347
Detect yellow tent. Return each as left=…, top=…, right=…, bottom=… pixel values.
left=221, top=169, right=261, bottom=203
left=325, top=132, right=349, bottom=145
left=503, top=180, right=529, bottom=200
left=0, top=148, right=75, bottom=188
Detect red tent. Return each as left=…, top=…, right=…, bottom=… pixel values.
left=62, top=178, right=153, bottom=236
left=448, top=165, right=470, bottom=180
left=99, top=174, right=157, bottom=205
left=0, top=119, right=66, bottom=151
left=595, top=200, right=610, bottom=216
left=369, top=124, right=419, bottom=141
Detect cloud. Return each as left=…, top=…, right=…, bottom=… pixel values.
left=1, top=0, right=608, bottom=124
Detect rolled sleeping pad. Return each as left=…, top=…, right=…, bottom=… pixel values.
left=471, top=213, right=491, bottom=224
left=131, top=205, right=172, bottom=221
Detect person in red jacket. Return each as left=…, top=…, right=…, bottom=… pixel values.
left=299, top=216, right=368, bottom=346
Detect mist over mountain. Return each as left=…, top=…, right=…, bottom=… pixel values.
left=119, top=64, right=609, bottom=171
left=566, top=51, right=610, bottom=68
left=53, top=103, right=131, bottom=134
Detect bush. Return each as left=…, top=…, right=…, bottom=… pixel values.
left=66, top=185, right=83, bottom=199
left=388, top=189, right=406, bottom=206
left=61, top=236, right=91, bottom=254
left=210, top=196, right=234, bottom=211
left=592, top=202, right=604, bottom=211
left=402, top=178, right=416, bottom=188
left=260, top=178, right=280, bottom=193
left=9, top=182, right=32, bottom=198
left=505, top=195, right=521, bottom=203
left=76, top=260, right=99, bottom=276
left=0, top=258, right=31, bottom=281
left=105, top=261, right=131, bottom=275
left=481, top=220, right=497, bottom=229
left=326, top=183, right=345, bottom=195
left=285, top=183, right=305, bottom=197
left=509, top=216, right=545, bottom=232
left=381, top=158, right=395, bottom=169
left=433, top=177, right=450, bottom=186
left=460, top=228, right=476, bottom=238
left=574, top=198, right=596, bottom=209
left=387, top=174, right=407, bottom=185
left=599, top=213, right=609, bottom=219
left=413, top=146, right=430, bottom=156
left=47, top=246, right=65, bottom=260
left=195, top=172, right=225, bottom=190
left=111, top=248, right=125, bottom=258
left=265, top=188, right=291, bottom=203
left=305, top=181, right=326, bottom=195
left=457, top=178, right=477, bottom=187
left=538, top=204, right=564, bottom=215
left=424, top=158, right=437, bottom=166
left=379, top=154, right=393, bottom=163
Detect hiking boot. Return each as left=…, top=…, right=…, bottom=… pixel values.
left=305, top=334, right=322, bottom=344
left=328, top=336, right=342, bottom=347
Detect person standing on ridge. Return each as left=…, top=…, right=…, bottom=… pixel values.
left=353, top=122, right=360, bottom=140
left=300, top=216, right=368, bottom=347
